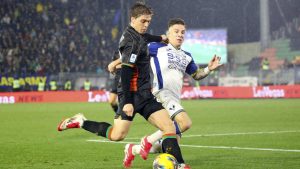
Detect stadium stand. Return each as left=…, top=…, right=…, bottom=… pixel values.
left=0, top=0, right=119, bottom=76
left=1, top=0, right=299, bottom=90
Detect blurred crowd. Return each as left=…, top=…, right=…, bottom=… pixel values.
left=0, top=0, right=119, bottom=76
left=272, top=15, right=300, bottom=50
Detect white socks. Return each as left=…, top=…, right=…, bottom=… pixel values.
left=132, top=140, right=162, bottom=155
left=149, top=140, right=162, bottom=153
left=132, top=144, right=141, bottom=155
left=147, top=130, right=163, bottom=144
left=132, top=130, right=163, bottom=155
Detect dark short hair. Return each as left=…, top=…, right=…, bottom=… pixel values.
left=168, top=18, right=185, bottom=28
left=130, top=2, right=153, bottom=18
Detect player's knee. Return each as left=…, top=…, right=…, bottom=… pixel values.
left=108, top=95, right=117, bottom=104
left=109, top=130, right=127, bottom=141
left=161, top=120, right=176, bottom=134
left=108, top=99, right=115, bottom=105
left=179, top=120, right=192, bottom=132
left=110, top=102, right=117, bottom=107
left=110, top=134, right=126, bottom=141
left=175, top=115, right=192, bottom=133
left=111, top=137, right=125, bottom=141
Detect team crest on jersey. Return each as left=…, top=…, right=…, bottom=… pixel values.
left=129, top=54, right=137, bottom=63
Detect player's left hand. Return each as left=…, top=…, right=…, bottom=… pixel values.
left=208, top=55, right=223, bottom=71
left=123, top=104, right=134, bottom=117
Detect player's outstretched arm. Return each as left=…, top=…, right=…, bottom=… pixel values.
left=143, top=33, right=168, bottom=43
left=191, top=55, right=222, bottom=80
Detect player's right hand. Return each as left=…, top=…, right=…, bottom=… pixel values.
left=108, top=62, right=116, bottom=73
left=208, top=55, right=222, bottom=71
left=161, top=34, right=168, bottom=43
left=123, top=104, right=134, bottom=117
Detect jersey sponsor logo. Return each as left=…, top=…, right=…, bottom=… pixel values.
left=167, top=52, right=188, bottom=73
left=129, top=54, right=137, bottom=63
left=169, top=104, right=175, bottom=111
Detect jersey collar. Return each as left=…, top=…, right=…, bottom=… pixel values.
left=168, top=43, right=182, bottom=51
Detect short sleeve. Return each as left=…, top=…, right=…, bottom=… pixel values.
left=119, top=35, right=139, bottom=65
left=184, top=51, right=198, bottom=75
left=148, top=42, right=167, bottom=57
left=143, top=33, right=162, bottom=43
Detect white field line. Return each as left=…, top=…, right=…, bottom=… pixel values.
left=183, top=130, right=300, bottom=138
left=87, top=140, right=139, bottom=144
left=179, top=144, right=300, bottom=153
left=86, top=139, right=300, bottom=153
left=86, top=130, right=300, bottom=153
left=121, top=130, right=300, bottom=140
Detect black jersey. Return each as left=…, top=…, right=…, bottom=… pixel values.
left=112, top=50, right=120, bottom=61
left=119, top=26, right=162, bottom=92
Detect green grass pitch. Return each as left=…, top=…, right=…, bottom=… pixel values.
left=0, top=99, right=300, bottom=169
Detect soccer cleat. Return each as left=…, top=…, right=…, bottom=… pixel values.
left=140, top=136, right=152, bottom=160
left=178, top=163, right=191, bottom=169
left=57, top=113, right=86, bottom=131
left=123, top=144, right=135, bottom=168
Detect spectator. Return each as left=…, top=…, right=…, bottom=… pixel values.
left=49, top=79, right=57, bottom=91
left=292, top=56, right=300, bottom=66
left=261, top=58, right=270, bottom=78
left=64, top=79, right=72, bottom=90
left=261, top=58, right=270, bottom=71
left=13, top=77, right=20, bottom=92
left=37, top=80, right=45, bottom=91
left=83, top=79, right=91, bottom=91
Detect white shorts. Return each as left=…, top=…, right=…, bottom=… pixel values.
left=153, top=89, right=184, bottom=120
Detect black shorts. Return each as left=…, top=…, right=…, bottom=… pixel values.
left=110, top=71, right=121, bottom=94
left=110, top=78, right=118, bottom=94
left=115, top=90, right=164, bottom=121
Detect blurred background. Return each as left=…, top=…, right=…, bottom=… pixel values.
left=0, top=0, right=300, bottom=92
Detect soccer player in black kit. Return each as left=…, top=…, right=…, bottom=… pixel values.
left=57, top=3, right=186, bottom=168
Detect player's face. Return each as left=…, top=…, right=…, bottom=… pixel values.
left=167, top=24, right=186, bottom=49
left=131, top=14, right=152, bottom=34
